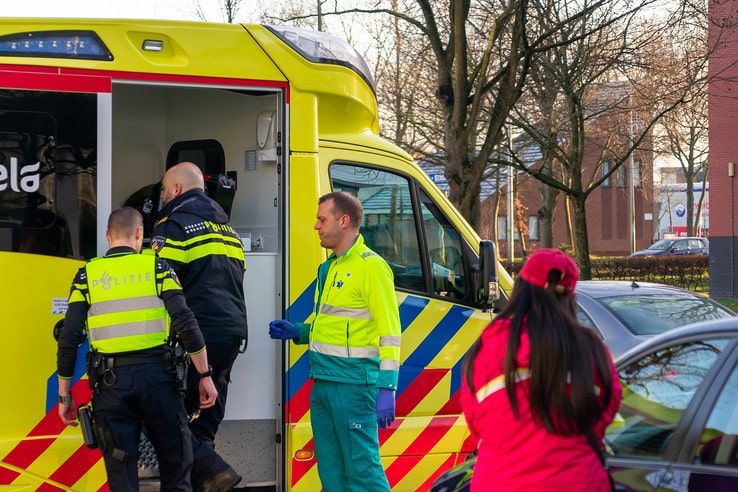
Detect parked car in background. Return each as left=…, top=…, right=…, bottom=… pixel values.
left=606, top=318, right=738, bottom=490
left=576, top=281, right=733, bottom=358
left=630, top=237, right=709, bottom=257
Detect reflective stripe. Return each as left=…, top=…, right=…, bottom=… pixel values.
left=475, top=369, right=601, bottom=403
left=380, top=359, right=400, bottom=370
left=475, top=368, right=531, bottom=403
left=88, top=296, right=164, bottom=316
left=88, top=319, right=167, bottom=342
left=319, top=303, right=373, bottom=320
left=379, top=336, right=401, bottom=347
left=309, top=340, right=379, bottom=358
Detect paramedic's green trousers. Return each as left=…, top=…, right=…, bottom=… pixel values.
left=310, top=379, right=391, bottom=492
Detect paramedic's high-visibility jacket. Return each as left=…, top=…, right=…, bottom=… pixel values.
left=152, top=189, right=248, bottom=344
left=57, top=247, right=205, bottom=377
left=296, top=234, right=401, bottom=389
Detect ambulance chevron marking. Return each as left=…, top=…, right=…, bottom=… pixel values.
left=48, top=443, right=102, bottom=488
left=417, top=453, right=458, bottom=491
left=395, top=369, right=447, bottom=416
left=398, top=295, right=428, bottom=332
left=394, top=453, right=458, bottom=491
left=384, top=416, right=458, bottom=487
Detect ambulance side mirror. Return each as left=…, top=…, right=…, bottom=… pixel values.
left=474, top=240, right=499, bottom=309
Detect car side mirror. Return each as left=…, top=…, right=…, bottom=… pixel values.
left=474, top=240, right=499, bottom=309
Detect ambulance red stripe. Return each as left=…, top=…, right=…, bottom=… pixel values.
left=48, top=443, right=102, bottom=487
left=394, top=369, right=448, bottom=416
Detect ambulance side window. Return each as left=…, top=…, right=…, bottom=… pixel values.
left=0, top=90, right=97, bottom=259
left=330, top=163, right=425, bottom=292
left=418, top=189, right=467, bottom=300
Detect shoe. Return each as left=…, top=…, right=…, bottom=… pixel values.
left=200, top=467, right=242, bottom=492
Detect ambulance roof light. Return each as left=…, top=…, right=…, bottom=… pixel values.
left=0, top=30, right=113, bottom=61
left=266, top=25, right=375, bottom=92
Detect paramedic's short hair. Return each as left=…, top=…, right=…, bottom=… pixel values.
left=107, top=207, right=143, bottom=237
left=319, top=192, right=363, bottom=229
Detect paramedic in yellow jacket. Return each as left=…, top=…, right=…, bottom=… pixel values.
left=269, top=191, right=401, bottom=491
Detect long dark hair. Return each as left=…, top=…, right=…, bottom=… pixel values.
left=463, top=270, right=613, bottom=435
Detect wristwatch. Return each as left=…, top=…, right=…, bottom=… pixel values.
left=199, top=365, right=213, bottom=378
left=59, top=393, right=73, bottom=405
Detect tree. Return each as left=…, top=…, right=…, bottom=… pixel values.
left=505, top=0, right=705, bottom=278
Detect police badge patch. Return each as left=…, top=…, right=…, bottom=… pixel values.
left=151, top=236, right=166, bottom=252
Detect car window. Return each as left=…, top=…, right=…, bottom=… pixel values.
left=576, top=305, right=597, bottom=330
left=417, top=189, right=468, bottom=300
left=607, top=339, right=730, bottom=459
left=329, top=163, right=425, bottom=292
left=648, top=239, right=673, bottom=251
left=693, top=363, right=738, bottom=466
left=599, top=295, right=734, bottom=336
left=673, top=240, right=688, bottom=251
left=688, top=239, right=703, bottom=250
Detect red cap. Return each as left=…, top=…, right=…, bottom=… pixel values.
left=519, top=249, right=579, bottom=294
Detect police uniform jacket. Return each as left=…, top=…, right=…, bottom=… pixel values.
left=152, top=189, right=248, bottom=344
left=57, top=246, right=206, bottom=379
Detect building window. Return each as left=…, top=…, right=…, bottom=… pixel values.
left=528, top=216, right=539, bottom=241
left=601, top=160, right=611, bottom=187
left=616, top=165, right=626, bottom=188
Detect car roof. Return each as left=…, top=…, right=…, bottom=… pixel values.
left=615, top=317, right=738, bottom=367
left=576, top=280, right=690, bottom=298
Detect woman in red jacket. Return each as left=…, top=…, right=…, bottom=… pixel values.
left=461, top=249, right=622, bottom=491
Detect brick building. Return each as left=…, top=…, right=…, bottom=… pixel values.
left=707, top=1, right=738, bottom=298
left=479, top=140, right=654, bottom=258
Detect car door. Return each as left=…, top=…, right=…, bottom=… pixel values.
left=606, top=337, right=734, bottom=490
left=659, top=344, right=738, bottom=490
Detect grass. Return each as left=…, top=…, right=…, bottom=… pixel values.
left=715, top=298, right=738, bottom=312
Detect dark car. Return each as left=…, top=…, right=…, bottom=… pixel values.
left=431, top=319, right=738, bottom=491
left=631, top=237, right=709, bottom=257
left=606, top=319, right=738, bottom=490
left=575, top=281, right=734, bottom=358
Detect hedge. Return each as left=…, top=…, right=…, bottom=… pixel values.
left=501, top=255, right=709, bottom=292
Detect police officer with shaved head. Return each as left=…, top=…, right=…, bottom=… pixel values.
left=153, top=162, right=248, bottom=490
left=57, top=206, right=218, bottom=491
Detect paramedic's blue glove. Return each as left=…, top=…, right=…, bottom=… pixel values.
left=269, top=319, right=300, bottom=340
left=376, top=388, right=396, bottom=429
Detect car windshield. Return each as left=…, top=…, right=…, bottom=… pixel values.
left=599, top=294, right=734, bottom=335
left=647, top=239, right=674, bottom=251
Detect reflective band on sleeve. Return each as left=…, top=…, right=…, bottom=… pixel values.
left=380, top=359, right=400, bottom=370
left=318, top=303, right=373, bottom=320
left=475, top=368, right=531, bottom=403
left=88, top=296, right=164, bottom=316
left=379, top=336, right=401, bottom=347
left=309, top=340, right=379, bottom=358
left=475, top=369, right=600, bottom=403
left=88, top=319, right=167, bottom=342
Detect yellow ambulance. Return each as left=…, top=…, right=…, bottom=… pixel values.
left=0, top=18, right=507, bottom=490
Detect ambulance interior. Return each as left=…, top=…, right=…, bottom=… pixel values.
left=110, top=84, right=281, bottom=483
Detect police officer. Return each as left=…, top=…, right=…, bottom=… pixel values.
left=269, top=192, right=402, bottom=492
left=152, top=162, right=247, bottom=489
left=57, top=206, right=218, bottom=492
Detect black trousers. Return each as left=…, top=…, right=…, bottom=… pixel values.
left=185, top=337, right=242, bottom=444
left=92, top=362, right=192, bottom=492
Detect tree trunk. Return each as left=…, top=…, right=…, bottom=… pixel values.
left=538, top=162, right=557, bottom=248
left=564, top=194, right=575, bottom=254
left=492, top=170, right=502, bottom=258
left=571, top=195, right=592, bottom=279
